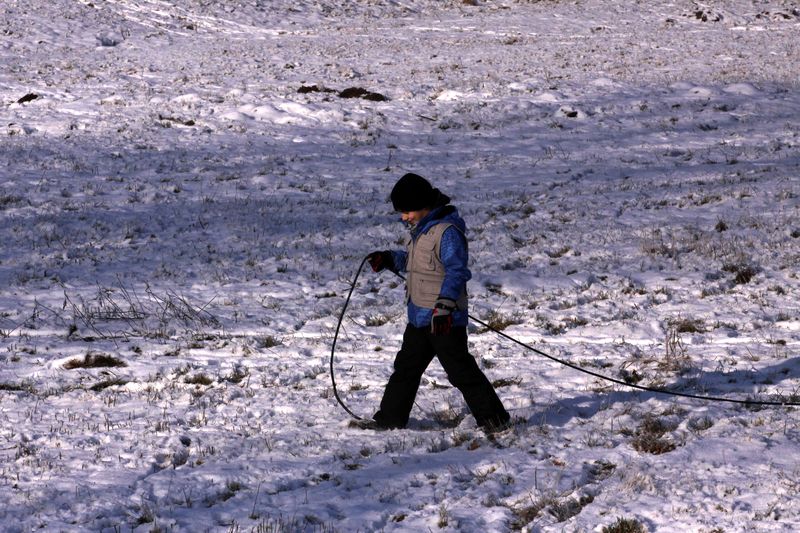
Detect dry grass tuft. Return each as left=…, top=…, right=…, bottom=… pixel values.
left=64, top=352, right=126, bottom=369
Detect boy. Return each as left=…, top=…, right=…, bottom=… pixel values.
left=366, top=173, right=510, bottom=432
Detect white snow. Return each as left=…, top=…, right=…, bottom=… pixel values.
left=1, top=0, right=800, bottom=531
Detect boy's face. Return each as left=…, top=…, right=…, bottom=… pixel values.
left=400, top=208, right=430, bottom=227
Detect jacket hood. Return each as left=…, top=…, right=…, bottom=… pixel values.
left=412, top=204, right=466, bottom=238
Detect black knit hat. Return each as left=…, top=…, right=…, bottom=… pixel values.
left=390, top=173, right=449, bottom=212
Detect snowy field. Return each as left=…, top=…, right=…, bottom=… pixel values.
left=2, top=0, right=800, bottom=531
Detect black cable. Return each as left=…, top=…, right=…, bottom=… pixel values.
left=331, top=256, right=800, bottom=420
left=329, top=256, right=369, bottom=421
left=467, top=313, right=800, bottom=407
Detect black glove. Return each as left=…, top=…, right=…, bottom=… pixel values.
left=367, top=251, right=394, bottom=273
left=431, top=298, right=456, bottom=335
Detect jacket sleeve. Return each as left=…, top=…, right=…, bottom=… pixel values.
left=390, top=249, right=408, bottom=272
left=437, top=227, right=471, bottom=300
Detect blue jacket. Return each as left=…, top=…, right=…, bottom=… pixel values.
left=390, top=206, right=471, bottom=328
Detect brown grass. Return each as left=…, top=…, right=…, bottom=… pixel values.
left=64, top=352, right=126, bottom=369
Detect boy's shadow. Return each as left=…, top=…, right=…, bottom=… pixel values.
left=525, top=355, right=800, bottom=428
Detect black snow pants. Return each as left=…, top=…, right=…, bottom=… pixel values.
left=373, top=325, right=510, bottom=429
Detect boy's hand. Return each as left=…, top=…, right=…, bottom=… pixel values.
left=432, top=298, right=456, bottom=335
left=367, top=251, right=394, bottom=273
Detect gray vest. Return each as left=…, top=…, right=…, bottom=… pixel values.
left=406, top=222, right=468, bottom=310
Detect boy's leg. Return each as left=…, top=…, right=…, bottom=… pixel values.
left=373, top=325, right=435, bottom=428
left=432, top=327, right=510, bottom=429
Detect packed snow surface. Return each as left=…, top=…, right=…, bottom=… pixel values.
left=1, top=0, right=799, bottom=531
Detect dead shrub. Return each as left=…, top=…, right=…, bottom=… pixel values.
left=669, top=317, right=705, bottom=333
left=364, top=313, right=393, bottom=327
left=722, top=261, right=759, bottom=284
left=431, top=406, right=465, bottom=429
left=510, top=494, right=558, bottom=530
left=478, top=310, right=523, bottom=333
left=90, top=378, right=129, bottom=391
left=603, top=517, right=647, bottom=533
left=661, top=325, right=692, bottom=373
left=64, top=352, right=126, bottom=369
left=619, top=367, right=644, bottom=384
left=631, top=415, right=678, bottom=455
left=546, top=245, right=571, bottom=258
left=550, top=494, right=594, bottom=522
left=492, top=376, right=523, bottom=388
left=258, top=336, right=282, bottom=349
left=688, top=415, right=714, bottom=432
left=185, top=373, right=213, bottom=386
left=338, top=87, right=388, bottom=101
left=0, top=381, right=35, bottom=393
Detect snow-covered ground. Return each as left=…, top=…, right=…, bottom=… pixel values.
left=1, top=0, right=799, bottom=531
